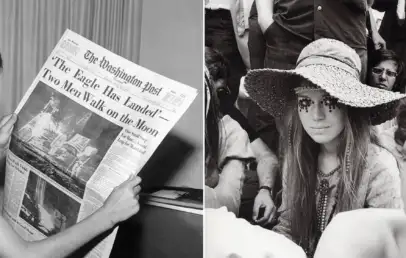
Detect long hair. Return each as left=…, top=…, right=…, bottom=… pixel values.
left=205, top=68, right=222, bottom=173
left=205, top=46, right=229, bottom=84
left=284, top=100, right=371, bottom=248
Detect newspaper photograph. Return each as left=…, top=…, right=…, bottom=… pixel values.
left=20, top=170, right=81, bottom=237
left=3, top=29, right=198, bottom=258
left=10, top=81, right=122, bottom=199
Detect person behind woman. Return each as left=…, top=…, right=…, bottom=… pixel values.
left=206, top=46, right=280, bottom=224
left=205, top=65, right=255, bottom=215
left=368, top=48, right=405, bottom=92
left=244, top=38, right=405, bottom=257
left=368, top=49, right=406, bottom=132
left=378, top=99, right=406, bottom=212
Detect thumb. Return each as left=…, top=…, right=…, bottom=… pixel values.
left=252, top=203, right=259, bottom=220
left=0, top=114, right=16, bottom=128
left=0, top=114, right=13, bottom=127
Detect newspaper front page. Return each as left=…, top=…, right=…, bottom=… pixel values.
left=2, top=29, right=198, bottom=258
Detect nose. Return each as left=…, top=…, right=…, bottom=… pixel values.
left=311, top=102, right=325, bottom=121
left=379, top=72, right=387, bottom=81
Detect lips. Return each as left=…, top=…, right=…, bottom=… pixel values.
left=311, top=126, right=329, bottom=129
left=376, top=83, right=387, bottom=89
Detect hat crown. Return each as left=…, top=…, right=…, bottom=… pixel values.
left=297, top=38, right=362, bottom=77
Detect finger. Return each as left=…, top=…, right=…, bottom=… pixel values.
left=257, top=205, right=273, bottom=224
left=252, top=203, right=260, bottom=221
left=133, top=185, right=141, bottom=195
left=127, top=176, right=142, bottom=188
left=257, top=206, right=271, bottom=224
left=266, top=207, right=277, bottom=225
left=2, top=137, right=12, bottom=149
left=0, top=114, right=14, bottom=127
left=127, top=172, right=136, bottom=180
left=0, top=130, right=13, bottom=142
left=0, top=114, right=17, bottom=133
left=263, top=205, right=272, bottom=220
left=0, top=131, right=13, bottom=148
left=124, top=173, right=135, bottom=184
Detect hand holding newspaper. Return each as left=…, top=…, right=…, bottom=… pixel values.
left=2, top=29, right=197, bottom=258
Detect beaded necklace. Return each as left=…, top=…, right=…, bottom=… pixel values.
left=302, top=166, right=343, bottom=258
left=316, top=166, right=340, bottom=232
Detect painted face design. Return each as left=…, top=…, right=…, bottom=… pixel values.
left=298, top=95, right=339, bottom=113
left=296, top=89, right=345, bottom=145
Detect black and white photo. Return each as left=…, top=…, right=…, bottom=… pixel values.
left=20, top=171, right=81, bottom=237
left=10, top=81, right=122, bottom=198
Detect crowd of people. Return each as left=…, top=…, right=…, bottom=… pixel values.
left=205, top=0, right=406, bottom=257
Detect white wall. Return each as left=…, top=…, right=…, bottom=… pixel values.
left=139, top=0, right=203, bottom=189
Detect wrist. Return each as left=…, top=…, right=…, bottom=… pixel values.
left=92, top=208, right=115, bottom=231
left=258, top=186, right=273, bottom=195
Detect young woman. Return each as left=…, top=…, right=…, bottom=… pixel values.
left=244, top=38, right=405, bottom=257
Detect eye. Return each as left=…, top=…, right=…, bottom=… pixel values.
left=321, top=96, right=339, bottom=112
left=298, top=97, right=314, bottom=112
left=387, top=70, right=398, bottom=78
left=372, top=67, right=384, bottom=75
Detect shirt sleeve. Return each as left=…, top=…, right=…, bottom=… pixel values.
left=398, top=0, right=406, bottom=20
left=366, top=147, right=404, bottom=210
left=214, top=160, right=246, bottom=215
left=218, top=115, right=255, bottom=169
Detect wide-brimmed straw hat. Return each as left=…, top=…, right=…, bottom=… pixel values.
left=244, top=38, right=406, bottom=125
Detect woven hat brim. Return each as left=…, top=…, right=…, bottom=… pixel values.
left=245, top=65, right=406, bottom=125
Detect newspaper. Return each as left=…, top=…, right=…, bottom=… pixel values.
left=2, top=29, right=197, bottom=257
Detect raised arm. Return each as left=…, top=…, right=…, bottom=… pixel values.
left=213, top=115, right=255, bottom=214
left=0, top=113, right=142, bottom=258
left=368, top=7, right=386, bottom=49
left=0, top=175, right=141, bottom=258
left=251, top=138, right=279, bottom=224
left=215, top=159, right=247, bottom=214
left=397, top=0, right=406, bottom=22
